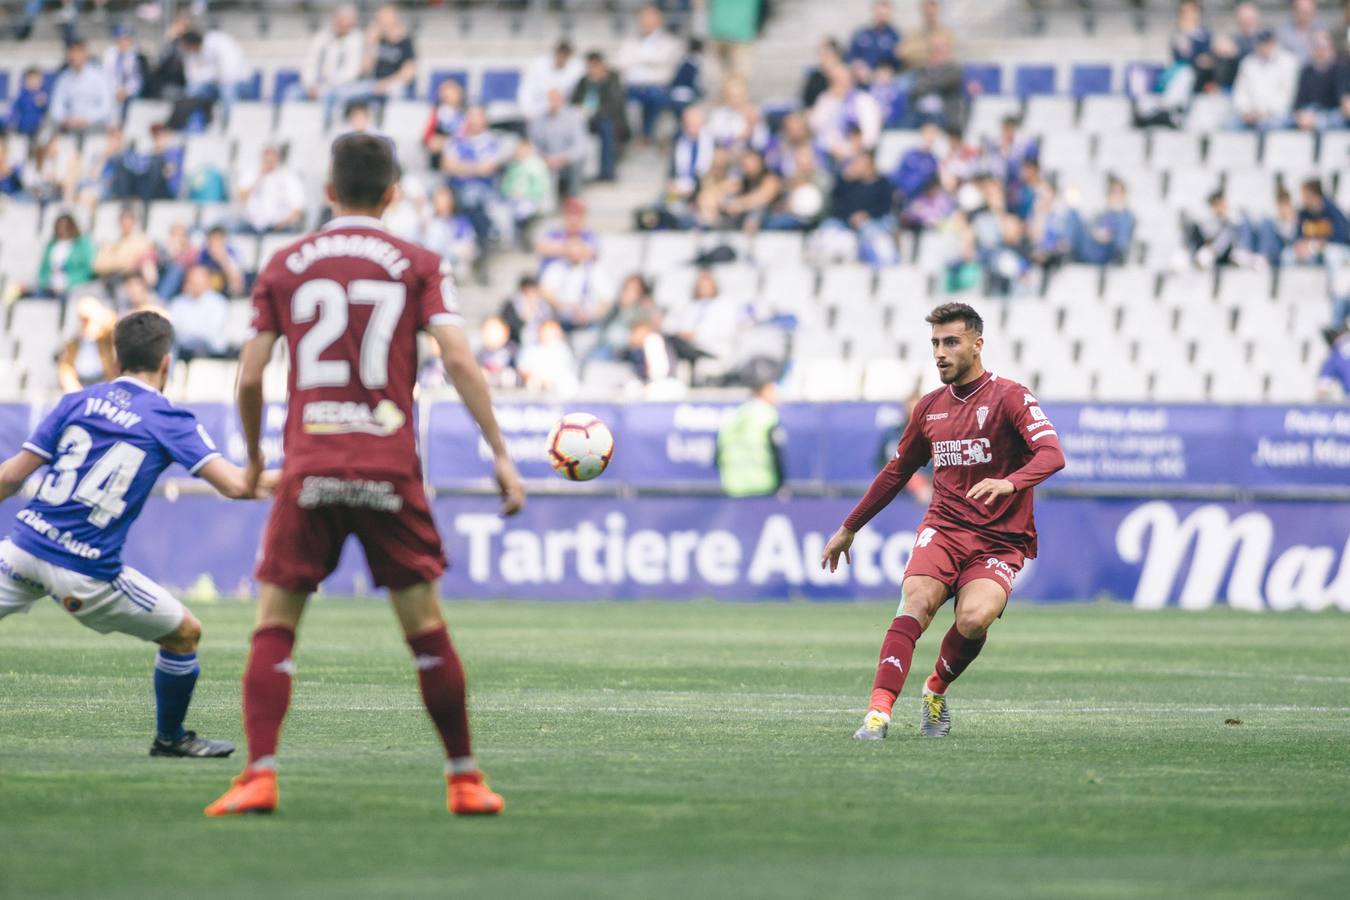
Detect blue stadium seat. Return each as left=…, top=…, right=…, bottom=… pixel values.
left=1070, top=64, right=1112, bottom=97
left=963, top=63, right=1001, bottom=95
left=0, top=70, right=10, bottom=101
left=427, top=69, right=469, bottom=103
left=239, top=70, right=263, bottom=101
left=1124, top=61, right=1164, bottom=97
left=480, top=69, right=520, bottom=104
left=1014, top=64, right=1056, bottom=97
left=273, top=68, right=301, bottom=102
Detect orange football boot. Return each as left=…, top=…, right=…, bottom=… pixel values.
left=204, top=768, right=279, bottom=816
left=448, top=772, right=504, bottom=815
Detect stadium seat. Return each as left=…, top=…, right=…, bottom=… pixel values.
left=914, top=230, right=961, bottom=273
left=1159, top=270, right=1217, bottom=307
left=89, top=202, right=128, bottom=244
left=846, top=327, right=898, bottom=362
left=1039, top=132, right=1092, bottom=170
left=1167, top=166, right=1222, bottom=218
left=1122, top=61, right=1164, bottom=98
left=275, top=102, right=325, bottom=155
left=1013, top=64, right=1056, bottom=98
left=272, top=68, right=301, bottom=102
left=1319, top=130, right=1350, bottom=176
left=1149, top=131, right=1201, bottom=168
left=963, top=63, right=1002, bottom=95
left=1022, top=96, right=1077, bottom=136
left=1034, top=361, right=1094, bottom=401
left=1217, top=267, right=1275, bottom=309
left=751, top=231, right=803, bottom=265
left=1265, top=362, right=1316, bottom=402
left=601, top=232, right=647, bottom=272
left=381, top=100, right=431, bottom=138
left=792, top=331, right=846, bottom=361
left=818, top=264, right=876, bottom=305
left=184, top=360, right=238, bottom=402
left=124, top=99, right=172, bottom=144
left=1173, top=301, right=1231, bottom=343
left=1224, top=169, right=1276, bottom=219
left=1070, top=64, right=1113, bottom=97
left=1113, top=302, right=1164, bottom=344
left=1003, top=300, right=1060, bottom=349
left=713, top=263, right=762, bottom=303
left=1263, top=130, right=1314, bottom=169
left=1079, top=95, right=1132, bottom=136
left=1185, top=94, right=1233, bottom=133
left=184, top=134, right=234, bottom=176
left=1232, top=299, right=1288, bottom=344
left=196, top=203, right=233, bottom=231
left=1134, top=332, right=1190, bottom=372
left=1150, top=365, right=1207, bottom=402
left=258, top=234, right=296, bottom=271
left=1056, top=167, right=1106, bottom=211
left=1276, top=266, right=1327, bottom=303
left=230, top=234, right=262, bottom=274
left=1045, top=263, right=1104, bottom=306
left=1093, top=363, right=1150, bottom=401
left=645, top=232, right=700, bottom=272
left=226, top=102, right=276, bottom=143
left=1208, top=364, right=1265, bottom=403
left=427, top=69, right=469, bottom=104
left=579, top=360, right=638, bottom=396
left=861, top=358, right=921, bottom=400
left=799, top=358, right=861, bottom=401
left=480, top=69, right=521, bottom=104
left=874, top=267, right=928, bottom=312
left=653, top=265, right=700, bottom=310
left=224, top=299, right=255, bottom=347
left=875, top=130, right=921, bottom=176
left=1206, top=131, right=1259, bottom=169
left=760, top=263, right=818, bottom=314
left=966, top=95, right=1022, bottom=141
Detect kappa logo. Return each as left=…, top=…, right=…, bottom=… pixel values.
left=274, top=659, right=298, bottom=676
left=976, top=405, right=990, bottom=429
left=916, top=527, right=937, bottom=548
left=414, top=654, right=444, bottom=671
left=940, top=657, right=954, bottom=676
left=1023, top=392, right=1037, bottom=406
left=881, top=655, right=905, bottom=672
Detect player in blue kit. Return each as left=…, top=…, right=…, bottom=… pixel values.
left=0, top=311, right=265, bottom=758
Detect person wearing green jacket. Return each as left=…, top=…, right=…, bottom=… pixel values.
left=501, top=138, right=553, bottom=243
left=37, top=212, right=96, bottom=298
left=709, top=0, right=764, bottom=84
left=717, top=372, right=786, bottom=498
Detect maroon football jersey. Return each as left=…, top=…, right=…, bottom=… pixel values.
left=249, top=216, right=463, bottom=477
left=844, top=372, right=1064, bottom=556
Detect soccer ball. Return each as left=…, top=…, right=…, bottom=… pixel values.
left=546, top=413, right=614, bottom=481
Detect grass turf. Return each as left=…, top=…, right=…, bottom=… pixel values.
left=1, top=600, right=1348, bottom=899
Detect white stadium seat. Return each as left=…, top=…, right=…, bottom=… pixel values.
left=751, top=231, right=804, bottom=265
left=653, top=265, right=700, bottom=311
left=1149, top=131, right=1201, bottom=168
left=1263, top=130, right=1314, bottom=169
left=1207, top=364, right=1265, bottom=403
left=1206, top=131, right=1258, bottom=169
left=760, top=264, right=818, bottom=315
left=1158, top=270, right=1216, bottom=307
left=818, top=264, right=875, bottom=305
left=645, top=232, right=700, bottom=272
left=799, top=359, right=861, bottom=401
left=846, top=328, right=899, bottom=362
left=875, top=267, right=929, bottom=311
left=966, top=95, right=1022, bottom=141
left=124, top=99, right=172, bottom=144
left=1102, top=266, right=1158, bottom=306
left=861, top=358, right=922, bottom=401
left=1224, top=169, right=1277, bottom=220
left=1080, top=95, right=1132, bottom=135
left=1319, top=130, right=1350, bottom=176
left=1217, top=268, right=1274, bottom=308
left=1185, top=93, right=1233, bottom=133
left=1167, top=167, right=1223, bottom=218
left=1023, top=96, right=1077, bottom=136
left=226, top=102, right=276, bottom=143
left=1150, top=365, right=1208, bottom=402
left=1093, top=363, right=1150, bottom=401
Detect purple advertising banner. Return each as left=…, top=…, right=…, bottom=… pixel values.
left=3, top=494, right=1342, bottom=611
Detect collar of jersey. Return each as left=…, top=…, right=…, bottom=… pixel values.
left=948, top=371, right=995, bottom=403
left=113, top=374, right=163, bottom=396
left=323, top=215, right=387, bottom=232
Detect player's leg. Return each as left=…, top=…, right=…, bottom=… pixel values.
left=918, top=578, right=1007, bottom=738
left=389, top=582, right=503, bottom=816
left=855, top=574, right=949, bottom=740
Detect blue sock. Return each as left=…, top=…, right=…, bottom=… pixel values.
left=154, top=650, right=200, bottom=741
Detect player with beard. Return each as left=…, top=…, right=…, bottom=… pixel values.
left=821, top=303, right=1065, bottom=739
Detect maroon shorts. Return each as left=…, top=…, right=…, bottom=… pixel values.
left=255, top=471, right=447, bottom=595
left=903, top=521, right=1026, bottom=600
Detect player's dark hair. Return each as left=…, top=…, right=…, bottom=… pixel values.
left=926, top=302, right=984, bottom=336
left=330, top=132, right=400, bottom=210
left=114, top=310, right=174, bottom=374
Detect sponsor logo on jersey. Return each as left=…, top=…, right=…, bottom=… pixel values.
left=16, top=509, right=103, bottom=559
left=983, top=557, right=1017, bottom=585
left=1023, top=393, right=1037, bottom=406
left=1029, top=405, right=1047, bottom=422
left=926, top=412, right=948, bottom=421
left=931, top=438, right=993, bottom=468
left=62, top=596, right=83, bottom=613
left=297, top=476, right=404, bottom=512
left=976, top=405, right=990, bottom=430
left=916, top=527, right=937, bottom=548
left=302, top=399, right=407, bottom=436
left=1026, top=419, right=1054, bottom=433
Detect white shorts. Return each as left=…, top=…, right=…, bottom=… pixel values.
left=0, top=539, right=185, bottom=641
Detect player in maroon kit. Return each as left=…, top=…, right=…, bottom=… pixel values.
left=821, top=303, right=1065, bottom=740
left=205, top=134, right=525, bottom=817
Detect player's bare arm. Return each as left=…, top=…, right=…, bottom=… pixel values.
left=196, top=458, right=279, bottom=500
left=235, top=330, right=278, bottom=494
left=429, top=322, right=525, bottom=516
left=0, top=450, right=46, bottom=501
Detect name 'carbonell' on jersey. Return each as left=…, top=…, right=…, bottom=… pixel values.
left=283, top=232, right=412, bottom=279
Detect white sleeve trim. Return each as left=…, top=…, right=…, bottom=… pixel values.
left=428, top=312, right=465, bottom=327
left=188, top=452, right=223, bottom=475
left=22, top=442, right=52, bottom=461
left=1031, top=430, right=1058, bottom=442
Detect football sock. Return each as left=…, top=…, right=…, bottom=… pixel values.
left=926, top=624, right=987, bottom=694
left=407, top=625, right=473, bottom=761
left=153, top=650, right=199, bottom=740
left=242, top=625, right=296, bottom=767
left=869, top=615, right=924, bottom=713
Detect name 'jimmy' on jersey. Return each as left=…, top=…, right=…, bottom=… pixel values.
left=10, top=377, right=221, bottom=580
left=249, top=216, right=463, bottom=476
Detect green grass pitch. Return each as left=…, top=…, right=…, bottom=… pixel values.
left=2, top=600, right=1348, bottom=899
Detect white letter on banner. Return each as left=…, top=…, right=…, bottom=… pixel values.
left=748, top=515, right=804, bottom=585
left=1116, top=502, right=1273, bottom=610
left=454, top=514, right=502, bottom=583
left=544, top=530, right=577, bottom=581
left=626, top=531, right=668, bottom=585
left=880, top=531, right=915, bottom=585
left=851, top=529, right=884, bottom=587
left=667, top=532, right=701, bottom=583
left=605, top=512, right=627, bottom=583
left=501, top=530, right=543, bottom=583
left=1264, top=543, right=1342, bottom=612
left=697, top=532, right=741, bottom=585
left=574, top=521, right=607, bottom=584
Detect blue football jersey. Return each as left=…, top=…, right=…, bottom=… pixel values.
left=10, top=377, right=221, bottom=580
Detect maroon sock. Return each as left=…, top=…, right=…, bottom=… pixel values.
left=242, top=625, right=295, bottom=766
left=927, top=624, right=987, bottom=694
left=407, top=625, right=473, bottom=761
left=870, top=615, right=925, bottom=711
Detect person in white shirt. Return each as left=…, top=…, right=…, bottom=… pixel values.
left=234, top=145, right=306, bottom=233
left=298, top=4, right=366, bottom=125
left=181, top=28, right=252, bottom=115
left=102, top=24, right=146, bottom=111
left=50, top=40, right=116, bottom=132
left=519, top=39, right=586, bottom=121
left=516, top=319, right=580, bottom=396
left=168, top=264, right=231, bottom=359
left=618, top=5, right=682, bottom=141
left=809, top=63, right=882, bottom=161
left=1233, top=30, right=1300, bottom=130
left=539, top=237, right=615, bottom=330
left=665, top=268, right=752, bottom=363
left=669, top=104, right=715, bottom=203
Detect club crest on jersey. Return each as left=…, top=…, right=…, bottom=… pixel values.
left=106, top=387, right=133, bottom=409
left=302, top=399, right=406, bottom=436
left=976, top=405, right=990, bottom=429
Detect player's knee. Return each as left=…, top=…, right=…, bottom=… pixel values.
left=160, top=612, right=202, bottom=653
left=955, top=602, right=998, bottom=639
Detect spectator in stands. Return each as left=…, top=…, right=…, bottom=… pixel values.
left=1071, top=176, right=1136, bottom=266
left=144, top=8, right=191, bottom=100
left=1317, top=329, right=1350, bottom=401
left=529, top=87, right=588, bottom=199
left=197, top=226, right=246, bottom=296
left=475, top=317, right=519, bottom=389
left=502, top=139, right=551, bottom=242
left=764, top=144, right=828, bottom=231
left=95, top=124, right=182, bottom=204
left=1184, top=190, right=1259, bottom=269
left=708, top=0, right=764, bottom=85
left=665, top=268, right=752, bottom=363
left=536, top=197, right=600, bottom=264
left=802, top=39, right=845, bottom=110
left=23, top=134, right=79, bottom=205
left=50, top=39, right=116, bottom=132
left=116, top=272, right=162, bottom=315
left=907, top=32, right=966, bottom=132
left=669, top=37, right=706, bottom=120
left=540, top=236, right=614, bottom=330
left=619, top=5, right=682, bottom=142
left=423, top=77, right=467, bottom=171
left=179, top=27, right=252, bottom=117
left=1129, top=58, right=1197, bottom=128
left=501, top=274, right=557, bottom=348
left=8, top=67, right=49, bottom=137
left=720, top=149, right=781, bottom=234
left=764, top=111, right=816, bottom=177
left=899, top=0, right=955, bottom=70
left=668, top=104, right=715, bottom=205
left=37, top=213, right=95, bottom=299
left=1028, top=178, right=1075, bottom=270
left=1214, top=2, right=1264, bottom=89
left=1256, top=187, right=1301, bottom=266
left=1288, top=177, right=1350, bottom=267
left=848, top=1, right=901, bottom=73
left=235, top=144, right=306, bottom=234
left=1279, top=0, right=1325, bottom=64
left=358, top=3, right=417, bottom=104
left=103, top=23, right=147, bottom=113
left=810, top=65, right=882, bottom=163
left=154, top=222, right=196, bottom=300
left=169, top=264, right=230, bottom=360
left=571, top=51, right=628, bottom=182
left=340, top=100, right=381, bottom=136
left=517, top=319, right=580, bottom=396
left=0, top=140, right=26, bottom=198
left=1293, top=30, right=1348, bottom=131
left=442, top=105, right=506, bottom=272
left=93, top=204, right=156, bottom=285
left=890, top=122, right=941, bottom=206
left=1170, top=1, right=1215, bottom=91
left=421, top=184, right=478, bottom=272
left=520, top=40, right=585, bottom=121
left=599, top=274, right=659, bottom=356
left=708, top=75, right=769, bottom=153
left=299, top=3, right=365, bottom=125
left=1233, top=30, right=1300, bottom=130
left=1338, top=0, right=1350, bottom=58
left=821, top=151, right=896, bottom=264
left=57, top=295, right=117, bottom=392
left=869, top=59, right=907, bottom=129
left=693, top=147, right=741, bottom=228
